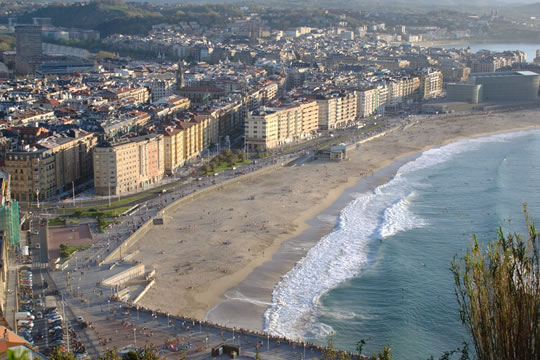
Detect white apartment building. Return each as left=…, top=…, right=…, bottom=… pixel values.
left=150, top=79, right=176, bottom=102
left=245, top=100, right=319, bottom=151
left=357, top=88, right=379, bottom=118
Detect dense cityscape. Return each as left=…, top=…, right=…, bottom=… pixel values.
left=0, top=0, right=538, bottom=359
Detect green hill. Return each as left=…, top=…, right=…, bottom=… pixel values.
left=19, top=0, right=163, bottom=36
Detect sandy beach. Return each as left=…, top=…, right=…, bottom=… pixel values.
left=132, top=109, right=540, bottom=328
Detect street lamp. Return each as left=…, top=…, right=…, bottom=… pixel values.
left=72, top=181, right=75, bottom=207
left=133, top=328, right=137, bottom=346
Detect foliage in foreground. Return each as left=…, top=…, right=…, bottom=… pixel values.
left=452, top=205, right=539, bottom=360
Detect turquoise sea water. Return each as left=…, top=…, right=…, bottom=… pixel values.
left=264, top=129, right=540, bottom=359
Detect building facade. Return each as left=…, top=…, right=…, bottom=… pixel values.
left=93, top=134, right=165, bottom=196
left=15, top=24, right=42, bottom=75
left=245, top=100, right=319, bottom=151
left=1, top=130, right=97, bottom=201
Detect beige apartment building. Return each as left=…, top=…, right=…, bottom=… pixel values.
left=93, top=134, right=164, bottom=195
left=245, top=100, right=319, bottom=152
left=419, top=70, right=444, bottom=100
left=161, top=117, right=208, bottom=174
left=316, top=91, right=357, bottom=130
left=2, top=130, right=97, bottom=202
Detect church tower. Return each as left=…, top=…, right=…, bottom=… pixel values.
left=175, top=61, right=185, bottom=94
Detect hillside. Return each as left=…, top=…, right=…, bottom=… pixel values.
left=18, top=0, right=164, bottom=36
left=17, top=0, right=247, bottom=37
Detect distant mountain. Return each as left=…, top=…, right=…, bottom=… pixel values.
left=18, top=1, right=164, bottom=36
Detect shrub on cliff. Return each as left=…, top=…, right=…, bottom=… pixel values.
left=452, top=205, right=539, bottom=360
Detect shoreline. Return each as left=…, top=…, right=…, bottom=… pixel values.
left=132, top=109, right=540, bottom=328
left=206, top=122, right=540, bottom=332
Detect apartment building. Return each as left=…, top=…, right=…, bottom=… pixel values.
left=93, top=134, right=164, bottom=196
left=245, top=100, right=318, bottom=152
left=316, top=91, right=357, bottom=130
left=357, top=88, right=379, bottom=118
left=419, top=70, right=443, bottom=100
left=162, top=128, right=186, bottom=175
left=150, top=79, right=176, bottom=102
left=1, top=130, right=97, bottom=201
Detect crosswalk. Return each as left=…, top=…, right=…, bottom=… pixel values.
left=32, top=262, right=49, bottom=269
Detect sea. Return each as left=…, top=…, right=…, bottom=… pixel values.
left=263, top=129, right=540, bottom=359
left=440, top=43, right=540, bottom=63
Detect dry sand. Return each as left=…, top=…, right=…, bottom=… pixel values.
left=133, top=109, right=540, bottom=324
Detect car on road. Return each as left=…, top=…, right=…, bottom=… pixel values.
left=36, top=299, right=43, bottom=307
left=35, top=243, right=40, bottom=249
left=36, top=311, right=43, bottom=319
left=76, top=316, right=84, bottom=323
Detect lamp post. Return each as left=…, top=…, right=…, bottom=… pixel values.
left=72, top=181, right=75, bottom=207
left=133, top=328, right=137, bottom=346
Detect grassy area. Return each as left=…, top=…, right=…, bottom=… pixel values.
left=59, top=244, right=91, bottom=259
left=69, top=206, right=132, bottom=220
left=48, top=217, right=66, bottom=227
left=204, top=159, right=250, bottom=175
left=97, top=217, right=116, bottom=233
left=64, top=182, right=183, bottom=213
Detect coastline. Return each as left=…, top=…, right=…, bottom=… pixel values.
left=132, top=109, right=540, bottom=329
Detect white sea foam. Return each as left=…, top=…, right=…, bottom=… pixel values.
left=263, top=130, right=538, bottom=340
left=379, top=191, right=427, bottom=239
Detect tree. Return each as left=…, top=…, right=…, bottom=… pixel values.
left=221, top=148, right=233, bottom=160
left=370, top=343, right=392, bottom=360
left=100, top=344, right=159, bottom=360
left=356, top=339, right=367, bottom=357
left=49, top=348, right=77, bottom=360
left=235, top=149, right=247, bottom=161
left=201, top=164, right=210, bottom=174
left=98, top=348, right=122, bottom=360
left=451, top=206, right=540, bottom=360
left=255, top=350, right=262, bottom=360
left=6, top=347, right=31, bottom=360
left=228, top=154, right=238, bottom=166
left=322, top=336, right=339, bottom=360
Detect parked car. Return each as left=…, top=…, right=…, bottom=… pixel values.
left=45, top=307, right=57, bottom=314
left=48, top=316, right=63, bottom=324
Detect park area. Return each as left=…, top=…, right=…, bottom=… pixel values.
left=48, top=224, right=95, bottom=262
